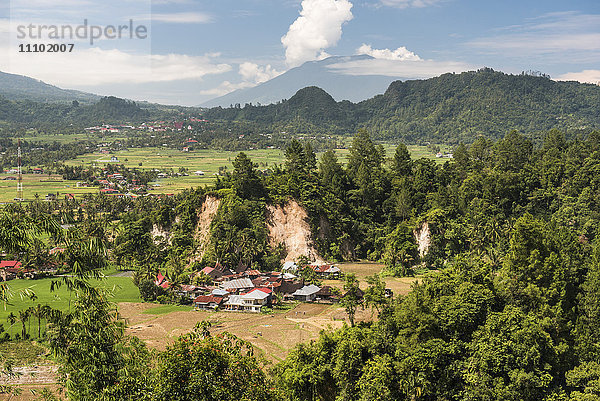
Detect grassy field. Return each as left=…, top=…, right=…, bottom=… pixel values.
left=1, top=275, right=141, bottom=337
left=323, top=261, right=419, bottom=296
left=0, top=173, right=97, bottom=203
left=0, top=143, right=450, bottom=203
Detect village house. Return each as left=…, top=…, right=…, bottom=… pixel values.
left=310, top=264, right=341, bottom=279
left=194, top=295, right=224, bottom=310
left=282, top=261, right=298, bottom=272
left=177, top=284, right=206, bottom=299
left=220, top=277, right=254, bottom=294
left=315, top=286, right=339, bottom=303
left=292, top=284, right=321, bottom=302
left=0, top=260, right=21, bottom=281
left=199, top=266, right=223, bottom=280
left=223, top=288, right=272, bottom=313
left=154, top=272, right=170, bottom=289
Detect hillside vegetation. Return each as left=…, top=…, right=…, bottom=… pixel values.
left=3, top=128, right=600, bottom=399
left=0, top=71, right=100, bottom=104
left=205, top=68, right=600, bottom=143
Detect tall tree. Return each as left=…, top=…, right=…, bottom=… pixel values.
left=340, top=273, right=362, bottom=327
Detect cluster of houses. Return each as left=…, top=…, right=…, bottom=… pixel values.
left=154, top=261, right=346, bottom=313
left=0, top=246, right=65, bottom=281
left=0, top=260, right=41, bottom=281
left=85, top=119, right=208, bottom=136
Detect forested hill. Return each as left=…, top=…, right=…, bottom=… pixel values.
left=204, top=68, right=600, bottom=143
left=0, top=71, right=100, bottom=104
left=0, top=95, right=152, bottom=125
left=203, top=86, right=355, bottom=131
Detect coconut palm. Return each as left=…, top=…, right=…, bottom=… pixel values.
left=31, top=304, right=49, bottom=339
left=18, top=309, right=30, bottom=339
left=7, top=312, right=16, bottom=338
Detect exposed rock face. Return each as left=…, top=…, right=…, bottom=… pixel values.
left=266, top=200, right=325, bottom=264
left=414, top=221, right=431, bottom=258
left=151, top=224, right=171, bottom=245
left=193, top=195, right=221, bottom=260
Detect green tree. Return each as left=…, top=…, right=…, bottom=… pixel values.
left=232, top=152, right=264, bottom=199
left=391, top=143, right=412, bottom=177
left=340, top=273, right=361, bottom=327
left=153, top=324, right=273, bottom=401
left=46, top=292, right=127, bottom=399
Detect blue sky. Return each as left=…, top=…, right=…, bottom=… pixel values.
left=1, top=0, right=599, bottom=105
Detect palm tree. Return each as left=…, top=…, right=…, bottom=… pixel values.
left=18, top=309, right=30, bottom=339
left=7, top=312, right=16, bottom=338
left=31, top=304, right=48, bottom=339
left=27, top=306, right=35, bottom=337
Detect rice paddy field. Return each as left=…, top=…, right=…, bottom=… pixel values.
left=0, top=173, right=97, bottom=203
left=0, top=272, right=141, bottom=336
left=0, top=143, right=450, bottom=203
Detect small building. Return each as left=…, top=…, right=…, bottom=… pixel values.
left=221, top=277, right=254, bottom=294
left=0, top=261, right=22, bottom=281
left=282, top=261, right=298, bottom=272
left=194, top=295, right=224, bottom=310
left=223, top=288, right=271, bottom=313
left=292, top=284, right=321, bottom=302
left=211, top=288, right=230, bottom=297
left=154, top=272, right=170, bottom=289
left=311, top=264, right=341, bottom=279
left=276, top=280, right=304, bottom=297
left=244, top=269, right=262, bottom=279
left=199, top=267, right=223, bottom=280
left=315, top=286, right=339, bottom=303
left=178, top=285, right=204, bottom=299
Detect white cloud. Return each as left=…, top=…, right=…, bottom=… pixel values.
left=0, top=46, right=231, bottom=86
left=199, top=62, right=283, bottom=98
left=356, top=44, right=421, bottom=61
left=467, top=12, right=600, bottom=63
left=281, top=0, right=353, bottom=67
left=198, top=80, right=255, bottom=97
left=556, top=70, right=600, bottom=85
left=239, top=62, right=282, bottom=84
left=327, top=57, right=472, bottom=78
left=342, top=44, right=470, bottom=78
left=150, top=12, right=213, bottom=24
left=379, top=0, right=444, bottom=8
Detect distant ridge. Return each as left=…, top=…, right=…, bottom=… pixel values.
left=204, top=68, right=600, bottom=143
left=200, top=55, right=396, bottom=107
left=0, top=71, right=100, bottom=104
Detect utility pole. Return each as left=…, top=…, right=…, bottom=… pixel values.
left=15, top=138, right=23, bottom=201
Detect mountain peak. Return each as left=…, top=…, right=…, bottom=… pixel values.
left=200, top=55, right=393, bottom=108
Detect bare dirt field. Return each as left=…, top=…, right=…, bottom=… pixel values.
left=119, top=262, right=418, bottom=363
left=120, top=301, right=348, bottom=364
left=3, top=262, right=418, bottom=399
left=325, top=261, right=419, bottom=296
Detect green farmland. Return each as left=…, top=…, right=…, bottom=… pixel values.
left=0, top=144, right=450, bottom=202
left=0, top=173, right=97, bottom=203
left=0, top=274, right=141, bottom=338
